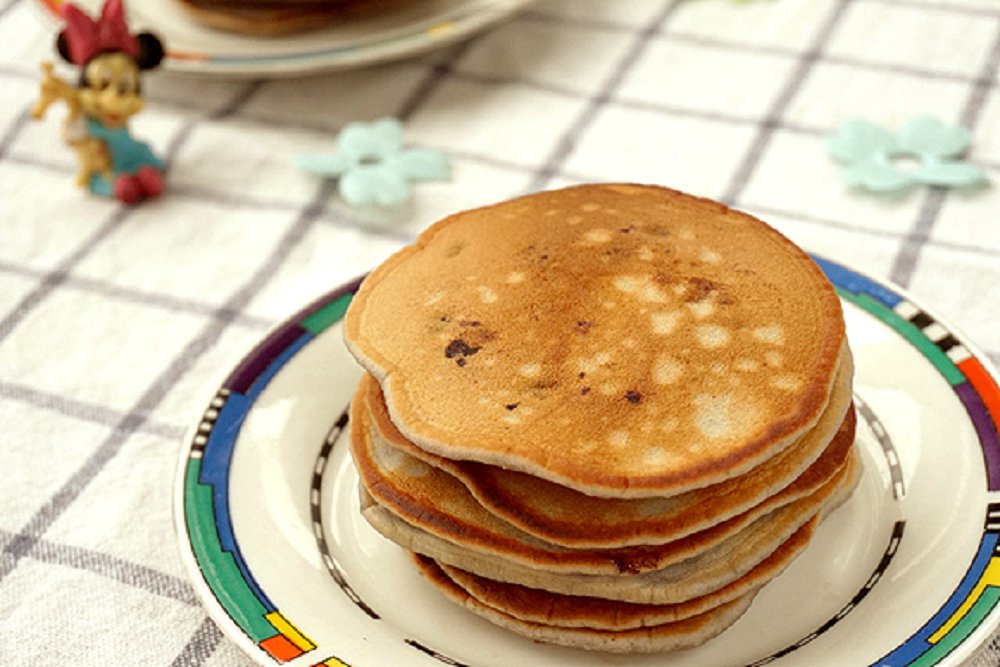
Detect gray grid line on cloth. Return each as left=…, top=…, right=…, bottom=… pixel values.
left=0, top=179, right=331, bottom=586
left=0, top=105, right=31, bottom=160
left=0, top=0, right=22, bottom=22
left=888, top=16, right=1000, bottom=287
left=743, top=203, right=1000, bottom=260
left=519, top=9, right=999, bottom=91
left=0, top=82, right=273, bottom=583
left=0, top=379, right=185, bottom=440
left=170, top=616, right=225, bottom=667
left=864, top=0, right=1000, bottom=19
left=0, top=529, right=197, bottom=605
left=0, top=258, right=274, bottom=330
left=526, top=0, right=685, bottom=193
left=720, top=0, right=853, bottom=205
left=397, top=38, right=478, bottom=122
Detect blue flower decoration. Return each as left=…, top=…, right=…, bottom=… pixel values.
left=826, top=117, right=988, bottom=193
left=296, top=118, right=451, bottom=207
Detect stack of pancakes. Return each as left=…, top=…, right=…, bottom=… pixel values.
left=343, top=184, right=858, bottom=653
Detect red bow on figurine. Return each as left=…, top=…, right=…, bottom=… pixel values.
left=60, top=0, right=138, bottom=65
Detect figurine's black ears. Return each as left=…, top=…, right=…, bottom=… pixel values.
left=53, top=31, right=163, bottom=70
left=136, top=33, right=164, bottom=70
left=55, top=31, right=72, bottom=64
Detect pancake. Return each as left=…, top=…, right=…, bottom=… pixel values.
left=361, top=347, right=852, bottom=548
left=177, top=0, right=408, bottom=35
left=413, top=555, right=756, bottom=653
left=436, top=515, right=815, bottom=630
left=344, top=184, right=846, bottom=498
left=352, top=383, right=857, bottom=574
left=360, top=448, right=859, bottom=603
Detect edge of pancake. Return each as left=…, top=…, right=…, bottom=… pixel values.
left=344, top=184, right=847, bottom=498
left=359, top=448, right=858, bottom=603
left=412, top=555, right=757, bottom=654
left=362, top=351, right=853, bottom=548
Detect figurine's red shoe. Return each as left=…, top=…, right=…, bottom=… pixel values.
left=135, top=166, right=164, bottom=199
left=113, top=175, right=142, bottom=204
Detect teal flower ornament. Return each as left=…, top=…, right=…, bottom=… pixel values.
left=296, top=118, right=451, bottom=207
left=826, top=117, right=988, bottom=193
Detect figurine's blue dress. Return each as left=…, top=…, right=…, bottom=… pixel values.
left=85, top=117, right=165, bottom=196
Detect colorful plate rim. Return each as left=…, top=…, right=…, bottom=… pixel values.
left=173, top=257, right=1000, bottom=666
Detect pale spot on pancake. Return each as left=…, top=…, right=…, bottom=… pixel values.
left=519, top=362, right=542, bottom=378
left=599, top=383, right=619, bottom=396
left=608, top=430, right=630, bottom=447
left=753, top=324, right=786, bottom=346
left=506, top=271, right=526, bottom=284
left=544, top=208, right=560, bottom=217
left=672, top=284, right=687, bottom=296
left=478, top=286, right=498, bottom=303
left=772, top=374, right=803, bottom=391
left=643, top=447, right=668, bottom=466
left=650, top=310, right=680, bottom=334
left=584, top=229, right=613, bottom=244
left=567, top=215, right=584, bottom=225
left=602, top=301, right=617, bottom=310
left=577, top=352, right=612, bottom=374
left=638, top=246, right=654, bottom=261
left=735, top=358, right=760, bottom=372
left=503, top=413, right=521, bottom=425
left=605, top=208, right=620, bottom=215
left=710, top=362, right=727, bottom=375
left=679, top=228, right=695, bottom=241
left=478, top=396, right=490, bottom=406
left=614, top=275, right=642, bottom=294
left=465, top=275, right=477, bottom=282
left=660, top=417, right=679, bottom=432
left=697, top=324, right=731, bottom=348
left=693, top=394, right=734, bottom=439
left=581, top=203, right=602, bottom=212
left=639, top=283, right=668, bottom=303
left=640, top=423, right=653, bottom=434
left=699, top=247, right=721, bottom=263
left=687, top=301, right=716, bottom=319
left=765, top=351, right=783, bottom=367
left=622, top=338, right=637, bottom=349
left=653, top=355, right=683, bottom=385
left=424, top=292, right=444, bottom=305
left=483, top=357, right=497, bottom=367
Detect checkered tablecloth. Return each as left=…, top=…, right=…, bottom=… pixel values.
left=2, top=0, right=1000, bottom=664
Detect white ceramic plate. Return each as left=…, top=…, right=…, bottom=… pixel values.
left=35, top=0, right=532, bottom=76
left=175, top=259, right=1000, bottom=667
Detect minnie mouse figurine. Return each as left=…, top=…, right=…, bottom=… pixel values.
left=33, top=0, right=166, bottom=204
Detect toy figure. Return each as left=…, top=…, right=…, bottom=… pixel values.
left=33, top=0, right=166, bottom=205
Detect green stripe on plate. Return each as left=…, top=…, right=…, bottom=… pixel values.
left=184, top=459, right=275, bottom=642
left=909, top=586, right=1000, bottom=667
left=837, top=290, right=965, bottom=386
left=301, top=293, right=353, bottom=335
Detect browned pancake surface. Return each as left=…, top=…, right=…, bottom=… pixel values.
left=362, top=354, right=852, bottom=547
left=413, top=554, right=755, bottom=653
left=345, top=184, right=846, bottom=497
left=351, top=380, right=857, bottom=574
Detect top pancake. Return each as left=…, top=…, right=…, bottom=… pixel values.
left=345, top=184, right=846, bottom=498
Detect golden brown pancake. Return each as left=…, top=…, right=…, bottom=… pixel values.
left=351, top=383, right=857, bottom=575
left=361, top=349, right=852, bottom=548
left=345, top=184, right=846, bottom=497
left=435, top=516, right=815, bottom=630
left=413, top=555, right=757, bottom=653
left=359, top=451, right=858, bottom=603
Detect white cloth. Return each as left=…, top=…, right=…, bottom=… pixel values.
left=2, top=0, right=1000, bottom=665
